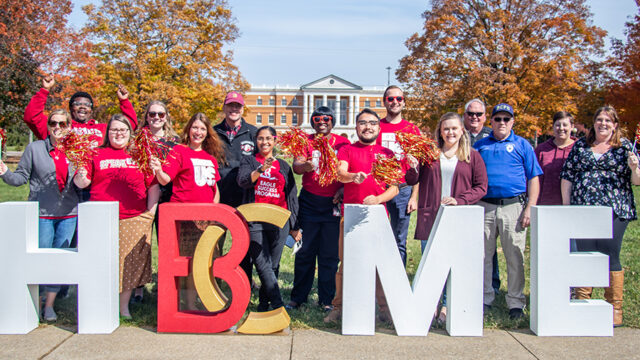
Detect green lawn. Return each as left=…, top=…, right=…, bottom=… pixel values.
left=1, top=164, right=638, bottom=330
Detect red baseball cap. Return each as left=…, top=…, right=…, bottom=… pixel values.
left=224, top=91, right=245, bottom=106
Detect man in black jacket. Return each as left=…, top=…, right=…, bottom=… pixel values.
left=213, top=91, right=258, bottom=283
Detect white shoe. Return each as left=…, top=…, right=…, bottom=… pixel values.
left=43, top=306, right=57, bottom=322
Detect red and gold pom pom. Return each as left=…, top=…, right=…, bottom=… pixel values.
left=57, top=132, right=98, bottom=169
left=277, top=127, right=310, bottom=158
left=312, top=134, right=339, bottom=187
left=127, top=128, right=172, bottom=177
left=395, top=131, right=440, bottom=165
left=371, top=153, right=404, bottom=186
left=0, top=128, right=6, bottom=145
left=635, top=123, right=640, bottom=143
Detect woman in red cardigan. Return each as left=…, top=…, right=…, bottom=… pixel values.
left=405, top=112, right=488, bottom=324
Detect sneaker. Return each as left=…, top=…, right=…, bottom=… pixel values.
left=43, top=306, right=57, bottom=322
left=324, top=307, right=341, bottom=324
left=321, top=304, right=334, bottom=313
left=509, top=308, right=524, bottom=319
left=284, top=301, right=299, bottom=310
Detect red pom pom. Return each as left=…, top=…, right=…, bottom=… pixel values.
left=395, top=132, right=440, bottom=165
left=312, top=134, right=339, bottom=187
left=127, top=128, right=173, bottom=177
left=277, top=127, right=310, bottom=158
left=56, top=132, right=98, bottom=169
left=371, top=154, right=404, bottom=186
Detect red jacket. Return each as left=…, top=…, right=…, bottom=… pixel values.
left=23, top=88, right=138, bottom=144
left=405, top=150, right=488, bottom=240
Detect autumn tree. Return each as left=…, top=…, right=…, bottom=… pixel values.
left=82, top=0, right=248, bottom=128
left=0, top=0, right=92, bottom=146
left=397, top=0, right=606, bottom=138
left=606, top=1, right=640, bottom=136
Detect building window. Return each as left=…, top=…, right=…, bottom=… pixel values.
left=268, top=114, right=274, bottom=124
left=340, top=114, right=347, bottom=126
left=364, top=99, right=371, bottom=108
left=281, top=114, right=287, bottom=124
left=315, top=98, right=323, bottom=109
left=269, top=97, right=275, bottom=106
left=376, top=99, right=381, bottom=107
left=257, top=97, right=262, bottom=105
left=292, top=113, right=298, bottom=125
left=281, top=97, right=287, bottom=106
left=328, top=99, right=336, bottom=112
left=292, top=98, right=298, bottom=106
left=256, top=114, right=262, bottom=124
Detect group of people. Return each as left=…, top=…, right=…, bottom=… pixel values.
left=0, top=77, right=636, bottom=329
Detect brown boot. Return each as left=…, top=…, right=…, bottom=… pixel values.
left=604, top=271, right=624, bottom=327
left=324, top=306, right=341, bottom=324
left=574, top=287, right=593, bottom=300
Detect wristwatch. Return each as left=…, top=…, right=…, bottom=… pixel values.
left=256, top=165, right=264, bottom=174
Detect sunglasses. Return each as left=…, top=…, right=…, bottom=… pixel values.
left=466, top=111, right=484, bottom=118
left=72, top=101, right=92, bottom=108
left=312, top=115, right=332, bottom=124
left=386, top=96, right=404, bottom=103
left=48, top=121, right=68, bottom=128
left=492, top=116, right=512, bottom=123
left=148, top=111, right=166, bottom=119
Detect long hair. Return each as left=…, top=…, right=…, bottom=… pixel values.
left=100, top=114, right=132, bottom=148
left=181, top=113, right=225, bottom=163
left=586, top=105, right=624, bottom=148
left=139, top=100, right=178, bottom=139
left=435, top=112, right=471, bottom=163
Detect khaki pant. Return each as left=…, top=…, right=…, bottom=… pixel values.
left=331, top=218, right=387, bottom=310
left=480, top=201, right=527, bottom=309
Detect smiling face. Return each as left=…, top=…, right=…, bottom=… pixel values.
left=383, top=87, right=404, bottom=117
left=593, top=113, right=617, bottom=143
left=70, top=96, right=92, bottom=123
left=223, top=102, right=243, bottom=126
left=553, top=117, right=573, bottom=142
left=355, top=112, right=380, bottom=144
left=312, top=115, right=334, bottom=136
left=146, top=104, right=167, bottom=133
left=108, top=120, right=131, bottom=149
left=47, top=114, right=69, bottom=143
left=490, top=112, right=514, bottom=141
left=188, top=119, right=208, bottom=150
left=256, top=128, right=275, bottom=157
left=439, top=118, right=464, bottom=149
left=464, top=101, right=486, bottom=134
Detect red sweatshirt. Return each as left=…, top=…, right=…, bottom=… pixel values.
left=23, top=88, right=138, bottom=146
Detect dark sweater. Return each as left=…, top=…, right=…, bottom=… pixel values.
left=405, top=150, right=488, bottom=240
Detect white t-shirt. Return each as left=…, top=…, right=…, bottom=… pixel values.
left=440, top=153, right=458, bottom=198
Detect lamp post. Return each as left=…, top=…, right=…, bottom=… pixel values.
left=386, top=66, right=391, bottom=86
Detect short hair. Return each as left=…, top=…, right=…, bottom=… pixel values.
left=552, top=111, right=574, bottom=124
left=311, top=106, right=336, bottom=126
left=47, top=109, right=71, bottom=125
left=464, top=98, right=485, bottom=112
left=383, top=85, right=403, bottom=99
left=355, top=108, right=380, bottom=122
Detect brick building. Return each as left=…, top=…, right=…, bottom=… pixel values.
left=243, top=74, right=386, bottom=141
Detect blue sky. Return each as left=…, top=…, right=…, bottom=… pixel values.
left=69, top=0, right=638, bottom=87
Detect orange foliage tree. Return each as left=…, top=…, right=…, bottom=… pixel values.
left=82, top=0, right=248, bottom=129
left=606, top=1, right=640, bottom=137
left=397, top=0, right=606, bottom=138
left=0, top=0, right=93, bottom=145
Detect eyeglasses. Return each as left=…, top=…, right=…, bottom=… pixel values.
left=72, top=101, right=92, bottom=108
left=356, top=120, right=380, bottom=127
left=148, top=111, right=166, bottom=119
left=466, top=111, right=484, bottom=118
left=110, top=128, right=130, bottom=134
left=386, top=96, right=404, bottom=103
left=312, top=115, right=332, bottom=124
left=492, top=117, right=512, bottom=123
left=48, top=121, right=68, bottom=128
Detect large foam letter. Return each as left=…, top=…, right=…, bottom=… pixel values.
left=342, top=204, right=483, bottom=336
left=530, top=206, right=613, bottom=336
left=0, top=202, right=119, bottom=334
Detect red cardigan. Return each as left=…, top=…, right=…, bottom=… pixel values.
left=405, top=150, right=488, bottom=240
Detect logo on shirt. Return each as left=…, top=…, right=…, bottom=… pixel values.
left=99, top=158, right=137, bottom=170
left=240, top=141, right=255, bottom=155
left=260, top=166, right=277, bottom=181
left=191, top=158, right=217, bottom=187
left=311, top=150, right=321, bottom=174
left=381, top=133, right=404, bottom=160
left=506, top=144, right=515, bottom=153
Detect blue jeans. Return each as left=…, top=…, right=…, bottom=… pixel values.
left=39, top=217, right=77, bottom=293
left=387, top=185, right=412, bottom=266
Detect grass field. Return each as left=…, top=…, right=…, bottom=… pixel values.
left=1, top=163, right=638, bottom=330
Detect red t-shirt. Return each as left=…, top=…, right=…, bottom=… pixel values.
left=254, top=154, right=287, bottom=209
left=162, top=144, right=220, bottom=203
left=337, top=142, right=395, bottom=206
left=377, top=117, right=422, bottom=174
left=302, top=133, right=350, bottom=197
left=50, top=148, right=69, bottom=193
left=86, top=147, right=153, bottom=219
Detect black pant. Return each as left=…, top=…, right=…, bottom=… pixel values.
left=576, top=215, right=628, bottom=271
left=250, top=222, right=289, bottom=310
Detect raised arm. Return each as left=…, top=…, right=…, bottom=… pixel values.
left=23, top=76, right=54, bottom=140
left=117, top=84, right=138, bottom=130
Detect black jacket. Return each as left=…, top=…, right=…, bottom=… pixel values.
left=214, top=118, right=257, bottom=207
left=237, top=155, right=299, bottom=231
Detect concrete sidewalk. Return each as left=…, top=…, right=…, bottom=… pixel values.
left=1, top=326, right=639, bottom=359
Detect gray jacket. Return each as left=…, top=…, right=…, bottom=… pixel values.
left=1, top=137, right=80, bottom=217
